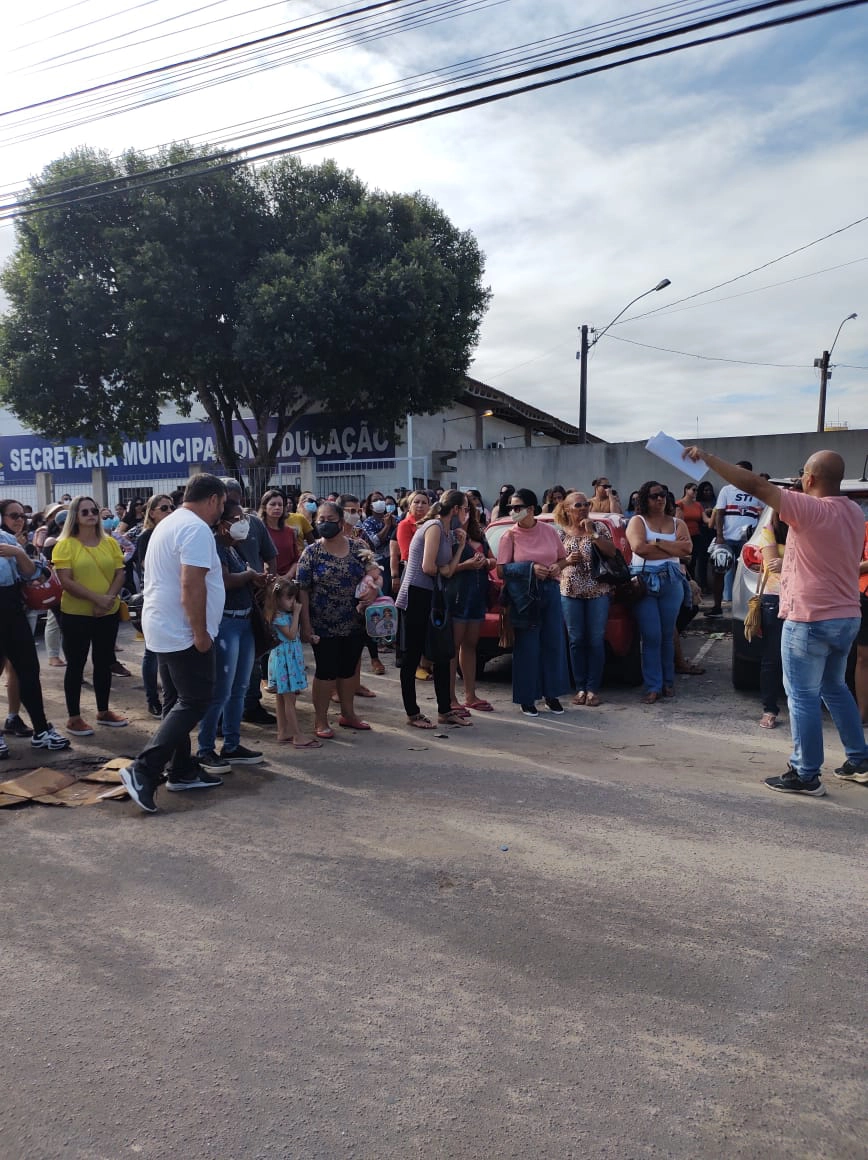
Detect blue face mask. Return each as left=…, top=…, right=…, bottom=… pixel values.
left=103, top=517, right=119, bottom=530
left=385, top=503, right=396, bottom=514
left=304, top=501, right=317, bottom=513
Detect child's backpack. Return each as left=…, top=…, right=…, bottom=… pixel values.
left=364, top=595, right=398, bottom=641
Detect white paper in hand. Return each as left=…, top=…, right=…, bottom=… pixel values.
left=645, top=431, right=707, bottom=482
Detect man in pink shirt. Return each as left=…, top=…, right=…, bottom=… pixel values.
left=684, top=447, right=868, bottom=797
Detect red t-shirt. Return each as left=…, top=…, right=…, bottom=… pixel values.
left=778, top=489, right=864, bottom=621
left=396, top=516, right=419, bottom=562
left=267, top=525, right=299, bottom=575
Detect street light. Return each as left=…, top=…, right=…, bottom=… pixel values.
left=816, top=313, right=857, bottom=433
left=576, top=278, right=671, bottom=443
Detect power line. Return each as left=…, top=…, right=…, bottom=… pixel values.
left=1, top=0, right=427, bottom=117
left=605, top=333, right=810, bottom=367
left=616, top=213, right=868, bottom=326
left=2, top=0, right=864, bottom=222
left=0, top=0, right=725, bottom=142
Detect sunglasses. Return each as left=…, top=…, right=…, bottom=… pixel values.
left=155, top=504, right=173, bottom=513
left=79, top=507, right=100, bottom=516
left=648, top=492, right=667, bottom=500
left=572, top=501, right=590, bottom=508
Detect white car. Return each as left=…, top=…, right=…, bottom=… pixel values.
left=731, top=470, right=868, bottom=689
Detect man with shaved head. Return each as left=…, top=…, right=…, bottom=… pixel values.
left=684, top=446, right=868, bottom=797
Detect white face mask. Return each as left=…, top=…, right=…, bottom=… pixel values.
left=344, top=512, right=360, bottom=527
left=229, top=519, right=250, bottom=541
left=371, top=500, right=386, bottom=514
left=509, top=508, right=527, bottom=523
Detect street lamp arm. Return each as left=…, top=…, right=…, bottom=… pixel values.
left=828, top=312, right=857, bottom=359
left=588, top=278, right=671, bottom=348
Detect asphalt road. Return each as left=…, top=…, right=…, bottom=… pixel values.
left=2, top=626, right=867, bottom=1160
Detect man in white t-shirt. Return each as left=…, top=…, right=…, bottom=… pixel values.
left=705, top=460, right=765, bottom=615
left=120, top=474, right=227, bottom=813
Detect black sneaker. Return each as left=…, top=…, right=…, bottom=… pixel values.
left=220, top=744, right=264, bottom=765
left=119, top=765, right=158, bottom=813
left=147, top=701, right=163, bottom=718
left=764, top=769, right=827, bottom=797
left=197, top=749, right=232, bottom=775
left=166, top=770, right=223, bottom=792
left=703, top=607, right=723, bottom=618
left=520, top=703, right=539, bottom=717
left=4, top=713, right=33, bottom=738
left=0, top=736, right=8, bottom=760
left=833, top=758, right=868, bottom=784
left=243, top=705, right=276, bottom=725
left=31, top=725, right=71, bottom=751
left=545, top=698, right=565, bottom=714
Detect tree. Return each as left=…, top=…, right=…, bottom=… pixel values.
left=0, top=148, right=491, bottom=478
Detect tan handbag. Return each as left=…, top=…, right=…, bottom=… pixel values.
left=743, top=567, right=769, bottom=643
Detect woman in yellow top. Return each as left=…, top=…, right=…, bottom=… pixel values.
left=52, top=496, right=128, bottom=736
left=758, top=513, right=788, bottom=730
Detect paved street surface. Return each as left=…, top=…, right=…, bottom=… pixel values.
left=2, top=625, right=867, bottom=1159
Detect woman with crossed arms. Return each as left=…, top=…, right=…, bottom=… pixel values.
left=626, top=481, right=693, bottom=704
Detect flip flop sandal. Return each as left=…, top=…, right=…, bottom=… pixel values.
left=314, top=727, right=335, bottom=740
left=449, top=704, right=472, bottom=717
left=415, top=668, right=433, bottom=681
left=293, top=738, right=323, bottom=748
left=407, top=714, right=435, bottom=729
left=437, top=711, right=473, bottom=727
left=338, top=717, right=372, bottom=730
left=759, top=713, right=778, bottom=729
left=356, top=687, right=377, bottom=698
left=463, top=699, right=493, bottom=712
left=370, top=660, right=386, bottom=675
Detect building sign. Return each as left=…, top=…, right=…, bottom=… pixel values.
left=0, top=415, right=393, bottom=484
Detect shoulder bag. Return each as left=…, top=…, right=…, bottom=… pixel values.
left=590, top=542, right=631, bottom=586
left=425, top=573, right=455, bottom=663
left=743, top=567, right=768, bottom=642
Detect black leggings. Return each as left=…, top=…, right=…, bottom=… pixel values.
left=0, top=587, right=49, bottom=733
left=399, top=585, right=451, bottom=717
left=61, top=611, right=119, bottom=716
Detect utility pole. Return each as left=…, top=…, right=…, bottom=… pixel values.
left=577, top=324, right=589, bottom=444
left=815, top=350, right=831, bottom=434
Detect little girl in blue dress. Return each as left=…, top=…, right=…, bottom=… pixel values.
left=264, top=578, right=320, bottom=749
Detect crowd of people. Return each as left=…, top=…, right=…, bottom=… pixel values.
left=1, top=456, right=866, bottom=808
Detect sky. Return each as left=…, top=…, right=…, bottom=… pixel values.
left=1, top=0, right=867, bottom=444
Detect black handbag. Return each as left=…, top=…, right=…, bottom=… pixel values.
left=425, top=574, right=455, bottom=662
left=590, top=543, right=631, bottom=586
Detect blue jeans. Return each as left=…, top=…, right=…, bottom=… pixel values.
left=198, top=616, right=255, bottom=754
left=511, top=580, right=570, bottom=705
left=561, top=593, right=610, bottom=693
left=781, top=618, right=868, bottom=782
left=633, top=571, right=684, bottom=694
left=722, top=538, right=743, bottom=602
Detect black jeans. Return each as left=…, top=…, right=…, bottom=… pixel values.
left=61, top=611, right=120, bottom=716
left=399, top=585, right=451, bottom=717
left=0, top=586, right=49, bottom=734
left=760, top=594, right=784, bottom=715
left=133, top=644, right=216, bottom=787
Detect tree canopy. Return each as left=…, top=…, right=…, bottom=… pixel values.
left=0, top=146, right=491, bottom=473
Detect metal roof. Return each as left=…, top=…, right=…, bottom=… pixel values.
left=459, top=377, right=602, bottom=444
